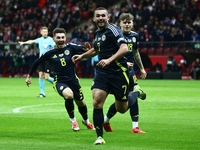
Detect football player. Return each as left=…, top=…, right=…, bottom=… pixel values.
left=26, top=28, right=95, bottom=131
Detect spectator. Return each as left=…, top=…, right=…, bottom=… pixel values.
left=193, top=15, right=200, bottom=34
left=120, top=0, right=128, bottom=9
left=0, top=50, right=4, bottom=77
left=12, top=51, right=20, bottom=77
left=170, top=16, right=178, bottom=26
left=150, top=25, right=160, bottom=47
left=165, top=55, right=178, bottom=72
left=191, top=30, right=200, bottom=50
left=28, top=48, right=37, bottom=76
left=175, top=26, right=183, bottom=44
left=19, top=48, right=29, bottom=76
left=5, top=49, right=13, bottom=77
left=190, top=58, right=200, bottom=79
left=80, top=30, right=90, bottom=42
left=163, top=17, right=171, bottom=26
left=162, top=25, right=171, bottom=47
left=138, top=27, right=146, bottom=47
left=149, top=62, right=163, bottom=73
left=88, top=0, right=96, bottom=17
left=71, top=26, right=81, bottom=42
left=183, top=24, right=193, bottom=48
left=169, top=27, right=176, bottom=47
left=177, top=62, right=184, bottom=73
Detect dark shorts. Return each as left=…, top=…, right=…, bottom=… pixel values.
left=129, top=69, right=138, bottom=92
left=91, top=71, right=129, bottom=102
left=53, top=80, right=83, bottom=101
left=38, top=60, right=51, bottom=73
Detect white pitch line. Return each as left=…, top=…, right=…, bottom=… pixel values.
left=0, top=104, right=199, bottom=114
left=13, top=103, right=63, bottom=113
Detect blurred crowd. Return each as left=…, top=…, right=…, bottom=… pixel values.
left=0, top=0, right=200, bottom=44
left=0, top=0, right=116, bottom=43
left=0, top=48, right=38, bottom=77
left=0, top=0, right=200, bottom=79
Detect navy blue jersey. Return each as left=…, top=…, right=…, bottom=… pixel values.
left=94, top=23, right=127, bottom=73
left=124, top=31, right=139, bottom=64
left=29, top=43, right=84, bottom=82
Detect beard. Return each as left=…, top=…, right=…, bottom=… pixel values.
left=96, top=20, right=107, bottom=29
left=56, top=41, right=65, bottom=48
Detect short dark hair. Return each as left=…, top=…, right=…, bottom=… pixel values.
left=52, top=28, right=66, bottom=37
left=94, top=7, right=108, bottom=16
left=119, top=13, right=134, bottom=21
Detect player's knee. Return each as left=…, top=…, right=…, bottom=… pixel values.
left=63, top=89, right=73, bottom=99
left=44, top=76, right=49, bottom=80
left=75, top=100, right=85, bottom=107
left=63, top=94, right=73, bottom=99
left=93, top=99, right=103, bottom=109
left=117, top=109, right=127, bottom=114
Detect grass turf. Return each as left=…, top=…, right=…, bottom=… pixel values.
left=0, top=78, right=199, bottom=150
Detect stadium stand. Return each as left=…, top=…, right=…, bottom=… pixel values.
left=0, top=0, right=200, bottom=79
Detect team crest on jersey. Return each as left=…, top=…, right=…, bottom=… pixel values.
left=59, top=54, right=64, bottom=57
left=64, top=50, right=70, bottom=55
left=102, top=35, right=106, bottom=41
left=98, top=37, right=101, bottom=41
left=60, top=86, right=64, bottom=90
left=132, top=37, right=136, bottom=42
left=128, top=39, right=131, bottom=42
left=44, top=44, right=48, bottom=48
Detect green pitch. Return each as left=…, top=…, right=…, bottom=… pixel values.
left=0, top=78, right=199, bottom=150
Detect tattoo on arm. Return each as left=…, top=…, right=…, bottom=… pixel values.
left=133, top=49, right=144, bottom=69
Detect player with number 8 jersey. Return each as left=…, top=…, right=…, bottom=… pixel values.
left=26, top=28, right=95, bottom=131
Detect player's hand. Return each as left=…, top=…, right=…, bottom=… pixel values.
left=98, top=59, right=110, bottom=68
left=72, top=55, right=82, bottom=63
left=18, top=41, right=23, bottom=46
left=25, top=75, right=32, bottom=87
left=127, top=62, right=134, bottom=68
left=83, top=42, right=91, bottom=51
left=140, top=69, right=147, bottom=79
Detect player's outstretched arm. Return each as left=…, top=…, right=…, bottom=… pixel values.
left=18, top=40, right=35, bottom=46
left=133, top=49, right=147, bottom=79
left=26, top=74, right=32, bottom=87
left=72, top=48, right=97, bottom=63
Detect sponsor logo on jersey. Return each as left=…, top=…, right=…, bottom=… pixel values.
left=132, top=37, right=136, bottom=42
left=102, top=35, right=106, bottom=41
left=59, top=54, right=64, bottom=57
left=64, top=50, right=70, bottom=55
left=117, top=37, right=125, bottom=43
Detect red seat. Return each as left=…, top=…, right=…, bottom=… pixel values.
left=148, top=48, right=156, bottom=55
left=80, top=11, right=90, bottom=20
left=156, top=47, right=163, bottom=55
left=163, top=47, right=172, bottom=55
left=179, top=47, right=187, bottom=53
left=140, top=47, right=148, bottom=54
left=171, top=47, right=178, bottom=55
